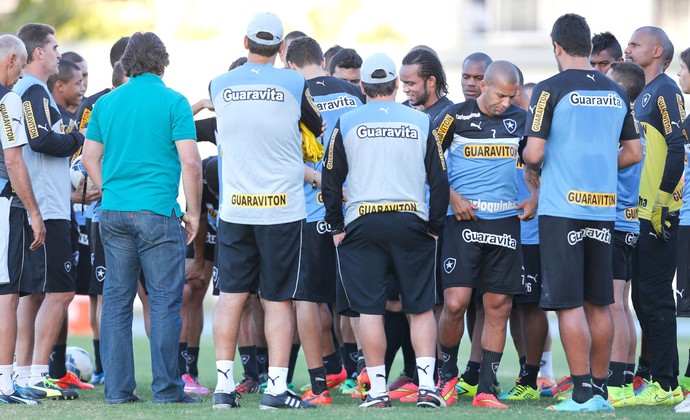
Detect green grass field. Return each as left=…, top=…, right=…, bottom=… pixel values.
left=4, top=334, right=688, bottom=418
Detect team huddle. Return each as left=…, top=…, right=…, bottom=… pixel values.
left=0, top=9, right=690, bottom=414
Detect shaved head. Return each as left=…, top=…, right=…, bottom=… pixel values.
left=484, top=60, right=520, bottom=86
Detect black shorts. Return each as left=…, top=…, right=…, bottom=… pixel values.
left=73, top=220, right=91, bottom=295
left=217, top=219, right=303, bottom=301
left=336, top=212, right=437, bottom=315
left=185, top=228, right=216, bottom=262
left=514, top=244, right=541, bottom=304
left=676, top=225, right=690, bottom=317
left=539, top=216, right=614, bottom=309
left=386, top=231, right=445, bottom=305
left=30, top=219, right=75, bottom=293
left=294, top=220, right=337, bottom=304
left=612, top=230, right=638, bottom=281
left=89, top=220, right=106, bottom=295
left=441, top=215, right=523, bottom=295
left=0, top=207, right=32, bottom=296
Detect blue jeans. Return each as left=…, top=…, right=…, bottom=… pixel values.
left=99, top=210, right=186, bottom=403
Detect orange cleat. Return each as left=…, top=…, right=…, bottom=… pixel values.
left=302, top=389, right=332, bottom=405
left=473, top=392, right=508, bottom=408
left=54, top=371, right=94, bottom=390
left=389, top=380, right=418, bottom=400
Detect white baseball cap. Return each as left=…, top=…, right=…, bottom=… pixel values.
left=361, top=53, right=398, bottom=84
left=246, top=12, right=284, bottom=46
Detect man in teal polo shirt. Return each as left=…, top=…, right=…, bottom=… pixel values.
left=82, top=31, right=202, bottom=404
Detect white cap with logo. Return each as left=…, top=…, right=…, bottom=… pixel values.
left=246, top=12, right=284, bottom=46
left=360, top=53, right=398, bottom=84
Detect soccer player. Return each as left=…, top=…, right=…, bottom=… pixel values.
left=329, top=48, right=363, bottom=85
left=61, top=51, right=88, bottom=96
left=461, top=52, right=492, bottom=100
left=625, top=25, right=686, bottom=405
left=434, top=61, right=529, bottom=409
left=0, top=33, right=45, bottom=405
left=82, top=31, right=202, bottom=404
left=604, top=61, right=646, bottom=407
left=323, top=44, right=343, bottom=75
left=590, top=32, right=624, bottom=75
left=400, top=47, right=452, bottom=119
left=47, top=60, right=85, bottom=125
left=322, top=52, right=449, bottom=408
left=13, top=23, right=83, bottom=401
left=286, top=35, right=364, bottom=405
left=209, top=12, right=322, bottom=410
left=523, top=13, right=642, bottom=412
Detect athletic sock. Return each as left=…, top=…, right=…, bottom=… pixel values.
left=266, top=366, right=289, bottom=395
left=592, top=376, right=608, bottom=399
left=477, top=350, right=502, bottom=395
left=540, top=351, right=553, bottom=379
left=343, top=342, right=358, bottom=378
left=635, top=357, right=650, bottom=380
left=14, top=365, right=30, bottom=388
left=624, top=363, right=635, bottom=385
left=93, top=339, right=103, bottom=375
left=287, top=344, right=300, bottom=384
left=571, top=374, right=593, bottom=403
left=215, top=360, right=235, bottom=393
left=440, top=344, right=460, bottom=378
left=256, top=346, right=269, bottom=376
left=518, top=364, right=540, bottom=388
left=323, top=352, right=342, bottom=376
left=49, top=344, right=67, bottom=379
left=186, top=346, right=200, bottom=377
left=656, top=376, right=672, bottom=392
left=238, top=346, right=260, bottom=380
left=367, top=365, right=387, bottom=397
left=608, top=361, right=626, bottom=387
left=518, top=355, right=526, bottom=379
left=178, top=342, right=188, bottom=376
left=0, top=365, right=13, bottom=395
left=416, top=357, right=436, bottom=391
left=461, top=360, right=480, bottom=386
left=29, top=364, right=49, bottom=386
left=685, top=349, right=690, bottom=377
left=356, top=349, right=365, bottom=376
left=308, top=366, right=328, bottom=395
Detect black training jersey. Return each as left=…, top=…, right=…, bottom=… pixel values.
left=76, top=88, right=110, bottom=132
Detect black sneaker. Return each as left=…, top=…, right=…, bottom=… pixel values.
left=358, top=393, right=392, bottom=408
left=260, top=391, right=317, bottom=409
left=417, top=388, right=447, bottom=408
left=212, top=391, right=241, bottom=409
left=176, top=394, right=202, bottom=403
left=0, top=390, right=41, bottom=405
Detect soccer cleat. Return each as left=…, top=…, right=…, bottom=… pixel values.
left=473, top=392, right=508, bottom=408
left=54, top=371, right=94, bottom=390
left=212, top=391, right=241, bottom=409
left=540, top=375, right=572, bottom=397
left=91, top=372, right=105, bottom=385
left=674, top=386, right=684, bottom=404
left=633, top=376, right=648, bottom=395
left=27, top=377, right=79, bottom=400
left=417, top=388, right=447, bottom=408
left=438, top=375, right=458, bottom=405
left=680, top=376, right=690, bottom=396
left=455, top=377, right=477, bottom=398
left=608, top=384, right=634, bottom=407
left=182, top=373, right=210, bottom=395
left=358, top=393, right=392, bottom=408
left=389, top=380, right=418, bottom=400
left=536, top=376, right=555, bottom=391
left=326, top=366, right=347, bottom=389
left=260, top=390, right=317, bottom=409
left=676, top=394, right=690, bottom=413
left=547, top=396, right=606, bottom=412
left=633, top=381, right=674, bottom=406
left=499, top=383, right=539, bottom=400
left=236, top=374, right=260, bottom=394
left=388, top=374, right=413, bottom=392
left=354, top=368, right=370, bottom=399
left=339, top=378, right=356, bottom=395
left=0, top=389, right=41, bottom=405
left=301, top=389, right=332, bottom=405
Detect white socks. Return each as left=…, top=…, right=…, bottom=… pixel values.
left=367, top=364, right=387, bottom=397
left=416, top=357, right=436, bottom=391
left=214, top=360, right=235, bottom=393
left=265, top=366, right=289, bottom=395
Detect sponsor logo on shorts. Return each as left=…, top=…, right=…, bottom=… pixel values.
left=358, top=201, right=418, bottom=216
left=658, top=96, right=672, bottom=135
left=461, top=229, right=517, bottom=249
left=0, top=104, right=16, bottom=142
left=22, top=101, right=38, bottom=139
left=78, top=232, right=89, bottom=246
left=206, top=232, right=216, bottom=245
left=222, top=88, right=284, bottom=102
left=469, top=199, right=517, bottom=213
left=624, top=207, right=638, bottom=221
left=455, top=112, right=480, bottom=121
left=90, top=252, right=95, bottom=266
left=568, top=92, right=622, bottom=108
left=73, top=251, right=79, bottom=266
left=211, top=266, right=219, bottom=287
left=356, top=125, right=419, bottom=140
left=443, top=258, right=456, bottom=274
left=567, top=227, right=611, bottom=245
left=530, top=91, right=550, bottom=132
left=95, top=266, right=106, bottom=282
left=64, top=261, right=72, bottom=273
left=463, top=144, right=517, bottom=158
left=567, top=190, right=616, bottom=207
left=316, top=220, right=331, bottom=234
left=316, top=95, right=358, bottom=112
left=624, top=233, right=638, bottom=246
left=230, top=193, right=287, bottom=207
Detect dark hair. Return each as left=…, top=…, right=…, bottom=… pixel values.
left=681, top=47, right=690, bottom=71
left=285, top=36, right=322, bottom=68
left=120, top=32, right=169, bottom=77
left=109, top=36, right=129, bottom=68
left=462, top=52, right=492, bottom=69
left=47, top=59, right=80, bottom=92
left=524, top=82, right=536, bottom=90
left=324, top=44, right=343, bottom=72
left=112, top=62, right=127, bottom=87
left=361, top=73, right=396, bottom=98
left=591, top=32, right=622, bottom=59
left=61, top=51, right=84, bottom=64
left=247, top=34, right=281, bottom=58
left=17, top=23, right=55, bottom=64
left=550, top=13, right=591, bottom=57
left=228, top=56, right=247, bottom=71
left=285, top=30, right=307, bottom=43
left=329, top=48, right=362, bottom=75
left=402, top=48, right=448, bottom=97
left=204, top=156, right=219, bottom=195
left=609, top=61, right=645, bottom=102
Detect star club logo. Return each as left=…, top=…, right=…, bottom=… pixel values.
left=642, top=93, right=651, bottom=108
left=443, top=258, right=456, bottom=274
left=96, top=266, right=106, bottom=282
left=503, top=118, right=517, bottom=133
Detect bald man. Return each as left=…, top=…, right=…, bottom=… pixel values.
left=625, top=26, right=686, bottom=405
left=461, top=52, right=492, bottom=100
left=433, top=61, right=530, bottom=409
